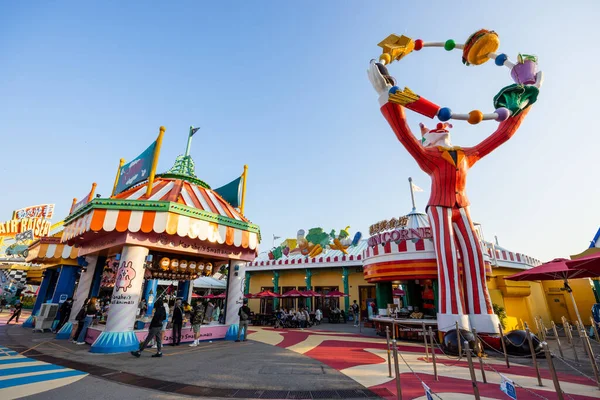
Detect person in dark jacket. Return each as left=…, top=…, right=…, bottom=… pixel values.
left=171, top=299, right=184, bottom=346
left=76, top=298, right=98, bottom=344
left=71, top=299, right=89, bottom=342
left=236, top=299, right=251, bottom=342
left=131, top=302, right=166, bottom=358
left=55, top=298, right=73, bottom=332
left=6, top=300, right=22, bottom=324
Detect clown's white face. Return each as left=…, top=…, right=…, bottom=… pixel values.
left=420, top=123, right=453, bottom=149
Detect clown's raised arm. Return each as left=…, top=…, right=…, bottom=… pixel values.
left=467, top=108, right=530, bottom=166
left=368, top=61, right=433, bottom=174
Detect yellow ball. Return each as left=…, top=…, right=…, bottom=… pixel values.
left=468, top=110, right=484, bottom=125
left=379, top=53, right=392, bottom=65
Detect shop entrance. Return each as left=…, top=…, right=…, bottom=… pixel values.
left=547, top=293, right=571, bottom=324
left=359, top=286, right=376, bottom=321
left=393, top=279, right=436, bottom=318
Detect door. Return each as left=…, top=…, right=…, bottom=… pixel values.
left=359, top=286, right=376, bottom=320
left=547, top=294, right=571, bottom=325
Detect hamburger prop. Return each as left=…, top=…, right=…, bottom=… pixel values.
left=375, top=30, right=543, bottom=124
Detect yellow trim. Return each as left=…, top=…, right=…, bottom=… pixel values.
left=240, top=164, right=248, bottom=214
left=111, top=158, right=126, bottom=197
left=146, top=126, right=165, bottom=197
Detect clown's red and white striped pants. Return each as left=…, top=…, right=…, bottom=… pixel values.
left=427, top=206, right=497, bottom=332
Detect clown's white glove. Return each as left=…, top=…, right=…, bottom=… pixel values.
left=368, top=60, right=393, bottom=107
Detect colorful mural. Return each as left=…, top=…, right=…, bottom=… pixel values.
left=268, top=227, right=362, bottom=260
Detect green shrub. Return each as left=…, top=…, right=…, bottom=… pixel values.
left=493, top=303, right=507, bottom=329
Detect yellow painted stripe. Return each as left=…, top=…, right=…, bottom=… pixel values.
left=0, top=361, right=47, bottom=370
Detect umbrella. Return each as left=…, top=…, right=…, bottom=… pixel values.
left=191, top=293, right=202, bottom=298
left=214, top=293, right=226, bottom=299
left=301, top=290, right=322, bottom=297
left=203, top=294, right=215, bottom=299
left=281, top=289, right=307, bottom=297
left=324, top=290, right=348, bottom=298
left=568, top=252, right=600, bottom=272
left=393, top=289, right=405, bottom=296
left=506, top=258, right=598, bottom=327
left=244, top=293, right=256, bottom=299
left=255, top=290, right=281, bottom=298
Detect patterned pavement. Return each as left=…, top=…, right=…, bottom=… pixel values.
left=247, top=327, right=600, bottom=400
left=0, top=344, right=87, bottom=399
left=0, top=309, right=32, bottom=325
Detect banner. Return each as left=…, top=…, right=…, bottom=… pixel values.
left=114, top=141, right=157, bottom=195
left=214, top=176, right=243, bottom=208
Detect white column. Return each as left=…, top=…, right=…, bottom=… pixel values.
left=105, top=245, right=149, bottom=332
left=225, top=261, right=245, bottom=326
left=70, top=255, right=99, bottom=323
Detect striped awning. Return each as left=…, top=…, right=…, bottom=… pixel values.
left=61, top=177, right=260, bottom=250
left=26, top=236, right=79, bottom=264
left=114, top=179, right=248, bottom=222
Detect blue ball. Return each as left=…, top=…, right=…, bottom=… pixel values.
left=389, top=86, right=400, bottom=94
left=438, top=107, right=452, bottom=122
left=495, top=54, right=508, bottom=66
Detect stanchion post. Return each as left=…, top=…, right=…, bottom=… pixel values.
left=580, top=323, right=600, bottom=389
left=392, top=340, right=403, bottom=400
left=562, top=317, right=572, bottom=345
left=429, top=326, right=438, bottom=381
left=385, top=326, right=393, bottom=378
left=524, top=322, right=543, bottom=387
left=422, top=321, right=429, bottom=362
left=534, top=317, right=543, bottom=340
left=591, top=316, right=600, bottom=344
left=542, top=342, right=564, bottom=400
left=472, top=328, right=487, bottom=383
left=464, top=341, right=481, bottom=400
left=392, top=322, right=396, bottom=341
left=456, top=321, right=462, bottom=356
left=498, top=323, right=510, bottom=368
left=539, top=317, right=548, bottom=341
left=551, top=321, right=565, bottom=359
left=577, top=321, right=591, bottom=359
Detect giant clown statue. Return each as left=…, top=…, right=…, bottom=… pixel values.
left=368, top=31, right=542, bottom=333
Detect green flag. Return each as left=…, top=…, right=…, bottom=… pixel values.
left=214, top=176, right=243, bottom=208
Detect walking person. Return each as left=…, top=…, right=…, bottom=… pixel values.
left=55, top=298, right=73, bottom=333
left=235, top=299, right=251, bottom=342
left=131, top=302, right=166, bottom=358
left=351, top=300, right=360, bottom=327
left=189, top=302, right=205, bottom=347
left=76, top=298, right=97, bottom=345
left=0, top=297, right=7, bottom=313
left=71, top=299, right=89, bottom=342
left=6, top=300, right=22, bottom=324
left=171, top=299, right=184, bottom=346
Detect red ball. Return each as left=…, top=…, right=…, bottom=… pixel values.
left=415, top=39, right=423, bottom=51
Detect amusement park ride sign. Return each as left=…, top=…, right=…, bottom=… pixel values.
left=0, top=204, right=54, bottom=259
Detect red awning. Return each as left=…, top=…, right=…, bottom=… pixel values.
left=506, top=258, right=596, bottom=281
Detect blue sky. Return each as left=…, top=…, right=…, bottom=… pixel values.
left=1, top=1, right=598, bottom=261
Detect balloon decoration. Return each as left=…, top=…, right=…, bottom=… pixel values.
left=268, top=227, right=363, bottom=260
left=376, top=30, right=543, bottom=124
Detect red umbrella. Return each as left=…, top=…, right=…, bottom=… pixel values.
left=281, top=289, right=307, bottom=297
left=214, top=293, right=226, bottom=299
left=506, top=258, right=598, bottom=326
left=324, top=290, right=348, bottom=298
left=191, top=293, right=202, bottom=298
left=203, top=294, right=215, bottom=299
left=393, top=289, right=405, bottom=296
left=568, top=252, right=600, bottom=273
left=255, top=290, right=281, bottom=298
left=244, top=293, right=256, bottom=299
left=301, top=290, right=322, bottom=297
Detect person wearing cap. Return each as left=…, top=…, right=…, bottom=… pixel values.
left=236, top=299, right=251, bottom=342
left=368, top=61, right=531, bottom=334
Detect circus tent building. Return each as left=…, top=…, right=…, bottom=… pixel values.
left=26, top=127, right=260, bottom=353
